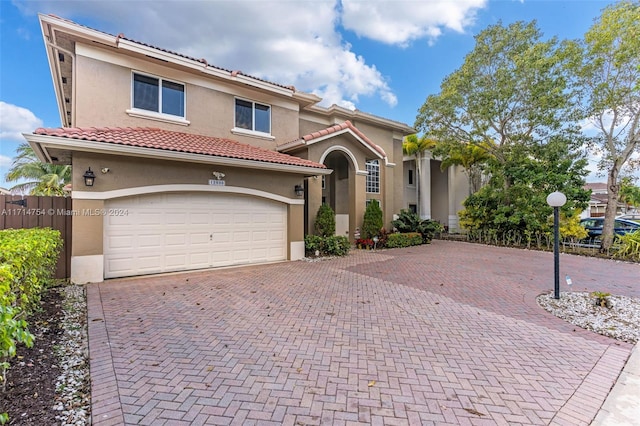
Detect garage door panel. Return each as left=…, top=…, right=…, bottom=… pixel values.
left=189, top=232, right=210, bottom=245
left=189, top=212, right=210, bottom=225
left=138, top=234, right=164, bottom=248
left=164, top=254, right=189, bottom=268
left=104, top=192, right=287, bottom=278
left=138, top=212, right=164, bottom=225
left=105, top=234, right=134, bottom=250
left=166, top=213, right=188, bottom=225
left=233, top=231, right=251, bottom=242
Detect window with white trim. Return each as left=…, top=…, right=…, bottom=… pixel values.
left=235, top=98, right=271, bottom=134
left=132, top=72, right=185, bottom=118
left=366, top=159, right=380, bottom=193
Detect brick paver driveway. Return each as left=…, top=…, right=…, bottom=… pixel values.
left=87, top=241, right=639, bottom=425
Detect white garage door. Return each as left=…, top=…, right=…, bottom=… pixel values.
left=104, top=192, right=287, bottom=278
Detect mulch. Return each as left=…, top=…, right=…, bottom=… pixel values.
left=0, top=288, right=64, bottom=425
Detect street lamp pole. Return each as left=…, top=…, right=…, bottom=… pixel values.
left=546, top=191, right=567, bottom=299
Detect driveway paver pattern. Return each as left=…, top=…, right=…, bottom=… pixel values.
left=88, top=241, right=639, bottom=425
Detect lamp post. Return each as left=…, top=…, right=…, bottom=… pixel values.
left=546, top=191, right=567, bottom=299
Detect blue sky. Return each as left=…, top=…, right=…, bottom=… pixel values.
left=0, top=0, right=617, bottom=190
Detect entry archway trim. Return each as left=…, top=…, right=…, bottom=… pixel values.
left=319, top=145, right=367, bottom=175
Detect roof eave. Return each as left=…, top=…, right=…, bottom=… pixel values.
left=23, top=133, right=332, bottom=176
left=306, top=104, right=415, bottom=134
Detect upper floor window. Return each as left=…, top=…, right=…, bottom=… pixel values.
left=235, top=98, right=271, bottom=134
left=408, top=169, right=414, bottom=186
left=366, top=159, right=380, bottom=193
left=133, top=72, right=185, bottom=118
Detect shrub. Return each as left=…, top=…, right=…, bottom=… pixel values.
left=614, top=231, right=640, bottom=261
left=304, top=235, right=324, bottom=256
left=0, top=228, right=62, bottom=391
left=362, top=202, right=383, bottom=239
left=386, top=232, right=423, bottom=248
left=314, top=204, right=335, bottom=237
left=356, top=238, right=374, bottom=249
left=323, top=236, right=350, bottom=256
left=392, top=209, right=443, bottom=243
left=304, top=234, right=350, bottom=257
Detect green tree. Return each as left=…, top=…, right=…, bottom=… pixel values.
left=459, top=137, right=589, bottom=246
left=567, top=1, right=640, bottom=250
left=437, top=141, right=494, bottom=194
left=402, top=134, right=435, bottom=218
left=5, top=143, right=71, bottom=196
left=415, top=21, right=582, bottom=190
left=314, top=203, right=336, bottom=237
left=415, top=20, right=590, bottom=243
left=362, top=201, right=383, bottom=239
left=619, top=177, right=640, bottom=212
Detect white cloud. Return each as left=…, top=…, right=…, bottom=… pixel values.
left=16, top=0, right=485, bottom=109
left=0, top=155, right=12, bottom=167
left=341, top=0, right=487, bottom=46
left=0, top=101, right=43, bottom=141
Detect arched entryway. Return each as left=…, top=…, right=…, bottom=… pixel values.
left=322, top=150, right=352, bottom=238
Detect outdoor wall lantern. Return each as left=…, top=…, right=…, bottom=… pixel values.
left=546, top=191, right=567, bottom=299
left=83, top=167, right=96, bottom=187
left=294, top=184, right=304, bottom=197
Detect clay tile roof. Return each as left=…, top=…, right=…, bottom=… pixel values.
left=584, top=182, right=608, bottom=192
left=34, top=127, right=327, bottom=169
left=300, top=120, right=386, bottom=158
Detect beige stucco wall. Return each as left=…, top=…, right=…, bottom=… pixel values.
left=72, top=152, right=304, bottom=198
left=430, top=161, right=449, bottom=225
left=403, top=159, right=417, bottom=209
left=70, top=198, right=104, bottom=256
left=73, top=49, right=300, bottom=150
left=287, top=204, right=304, bottom=253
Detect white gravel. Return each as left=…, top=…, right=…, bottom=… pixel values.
left=537, top=292, right=640, bottom=343
left=54, top=284, right=90, bottom=426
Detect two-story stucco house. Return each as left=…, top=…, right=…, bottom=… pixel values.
left=24, top=14, right=467, bottom=284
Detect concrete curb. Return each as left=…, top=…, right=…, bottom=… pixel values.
left=591, top=343, right=640, bottom=425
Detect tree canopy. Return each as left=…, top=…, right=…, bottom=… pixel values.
left=416, top=20, right=582, bottom=172
left=566, top=0, right=640, bottom=250
left=4, top=143, right=71, bottom=196
left=415, top=20, right=590, bottom=243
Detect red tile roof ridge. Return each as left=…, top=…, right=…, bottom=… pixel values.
left=297, top=120, right=386, bottom=158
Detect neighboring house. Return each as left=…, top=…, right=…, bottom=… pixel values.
left=24, top=14, right=462, bottom=283
left=583, top=182, right=626, bottom=218
left=402, top=153, right=468, bottom=232
left=0, top=187, right=11, bottom=195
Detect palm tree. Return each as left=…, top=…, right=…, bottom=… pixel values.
left=403, top=134, right=436, bottom=218
left=5, top=143, right=71, bottom=196
left=440, top=141, right=494, bottom=195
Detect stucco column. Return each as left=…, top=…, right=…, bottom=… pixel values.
left=70, top=198, right=104, bottom=284
left=352, top=171, right=367, bottom=241
left=419, top=156, right=431, bottom=220
left=288, top=203, right=305, bottom=260
left=448, top=165, right=459, bottom=232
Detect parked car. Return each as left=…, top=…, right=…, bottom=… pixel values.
left=617, top=213, right=640, bottom=223
left=580, top=217, right=640, bottom=241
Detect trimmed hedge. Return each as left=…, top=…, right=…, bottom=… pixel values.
left=385, top=232, right=423, bottom=248
left=0, top=228, right=62, bottom=392
left=304, top=235, right=350, bottom=257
